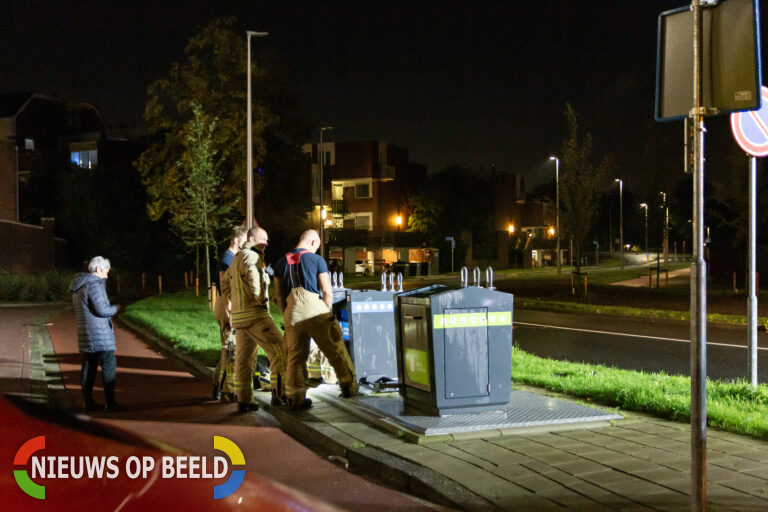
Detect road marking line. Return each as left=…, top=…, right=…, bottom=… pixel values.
left=514, top=321, right=766, bottom=351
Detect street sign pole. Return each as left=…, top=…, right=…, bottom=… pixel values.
left=690, top=2, right=708, bottom=510
left=748, top=155, right=758, bottom=387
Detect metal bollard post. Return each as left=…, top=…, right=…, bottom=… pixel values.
left=195, top=277, right=199, bottom=296
left=158, top=275, right=163, bottom=295
left=211, top=283, right=217, bottom=311
left=584, top=274, right=588, bottom=295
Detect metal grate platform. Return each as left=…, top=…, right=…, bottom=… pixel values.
left=353, top=390, right=622, bottom=435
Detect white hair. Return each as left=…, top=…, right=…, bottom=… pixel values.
left=88, top=256, right=111, bottom=273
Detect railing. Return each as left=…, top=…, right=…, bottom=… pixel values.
left=330, top=199, right=345, bottom=214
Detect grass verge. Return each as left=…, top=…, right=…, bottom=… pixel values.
left=124, top=290, right=768, bottom=439
left=517, top=297, right=767, bottom=326
left=123, top=290, right=281, bottom=366
left=513, top=346, right=768, bottom=439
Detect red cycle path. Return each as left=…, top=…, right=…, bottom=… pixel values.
left=45, top=310, right=432, bottom=511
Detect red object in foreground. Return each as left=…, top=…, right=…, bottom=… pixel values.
left=0, top=395, right=335, bottom=512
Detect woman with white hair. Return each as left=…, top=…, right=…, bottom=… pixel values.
left=69, top=256, right=120, bottom=412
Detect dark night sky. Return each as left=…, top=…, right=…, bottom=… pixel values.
left=1, top=0, right=765, bottom=193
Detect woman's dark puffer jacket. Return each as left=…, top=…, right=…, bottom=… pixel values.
left=69, top=273, right=118, bottom=352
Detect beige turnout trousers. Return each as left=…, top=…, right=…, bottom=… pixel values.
left=233, top=310, right=286, bottom=404
left=284, top=287, right=356, bottom=401
left=212, top=293, right=234, bottom=393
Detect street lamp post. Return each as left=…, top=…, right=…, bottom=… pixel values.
left=614, top=178, right=624, bottom=269
left=640, top=203, right=648, bottom=264
left=246, top=30, right=268, bottom=230
left=549, top=156, right=561, bottom=273
left=660, top=191, right=669, bottom=274
left=319, top=126, right=333, bottom=259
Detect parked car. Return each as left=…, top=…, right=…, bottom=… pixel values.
left=355, top=260, right=372, bottom=276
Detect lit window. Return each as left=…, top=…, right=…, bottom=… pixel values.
left=355, top=183, right=371, bottom=198
left=70, top=150, right=98, bottom=169
left=24, top=138, right=34, bottom=150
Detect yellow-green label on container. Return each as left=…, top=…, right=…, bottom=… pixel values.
left=404, top=348, right=429, bottom=388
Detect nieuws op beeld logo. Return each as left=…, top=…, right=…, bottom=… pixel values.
left=13, top=435, right=245, bottom=500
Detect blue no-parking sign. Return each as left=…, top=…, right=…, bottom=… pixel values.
left=731, top=86, right=768, bottom=157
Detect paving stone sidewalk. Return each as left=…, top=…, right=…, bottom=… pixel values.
left=249, top=385, right=768, bottom=512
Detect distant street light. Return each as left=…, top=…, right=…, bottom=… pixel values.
left=319, top=126, right=333, bottom=258
left=614, top=178, right=624, bottom=269
left=395, top=215, right=403, bottom=231
left=639, top=203, right=649, bottom=263
left=549, top=156, right=561, bottom=274
left=246, top=30, right=268, bottom=230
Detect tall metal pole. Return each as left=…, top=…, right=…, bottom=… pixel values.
left=550, top=156, right=561, bottom=273
left=615, top=179, right=624, bottom=269
left=690, top=0, right=707, bottom=508
left=556, top=158, right=561, bottom=273
left=662, top=191, right=669, bottom=274
left=319, top=126, right=333, bottom=259
left=640, top=203, right=649, bottom=264
left=748, top=155, right=758, bottom=387
left=246, top=31, right=268, bottom=230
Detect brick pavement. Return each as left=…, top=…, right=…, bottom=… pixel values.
left=251, top=385, right=768, bottom=511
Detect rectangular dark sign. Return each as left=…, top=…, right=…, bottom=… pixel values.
left=656, top=0, right=761, bottom=121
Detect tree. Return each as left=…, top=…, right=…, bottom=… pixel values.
left=136, top=17, right=273, bottom=224
left=136, top=18, right=312, bottom=245
left=172, top=104, right=230, bottom=300
left=407, top=194, right=442, bottom=235
left=559, top=104, right=613, bottom=274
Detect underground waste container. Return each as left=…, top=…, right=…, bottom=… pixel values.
left=394, top=268, right=513, bottom=415
left=342, top=272, right=411, bottom=387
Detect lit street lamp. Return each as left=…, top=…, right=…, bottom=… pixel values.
left=319, top=126, right=333, bottom=258
left=614, top=178, right=623, bottom=269
left=246, top=30, right=268, bottom=230
left=639, top=202, right=649, bottom=263
left=549, top=156, right=560, bottom=273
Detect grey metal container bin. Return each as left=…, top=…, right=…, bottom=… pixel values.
left=394, top=272, right=513, bottom=415
left=344, top=289, right=399, bottom=383
left=342, top=273, right=412, bottom=387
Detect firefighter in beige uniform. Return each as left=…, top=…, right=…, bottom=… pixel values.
left=273, top=230, right=357, bottom=410
left=221, top=227, right=286, bottom=412
left=211, top=225, right=247, bottom=401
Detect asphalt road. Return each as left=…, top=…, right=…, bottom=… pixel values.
left=514, top=308, right=768, bottom=382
